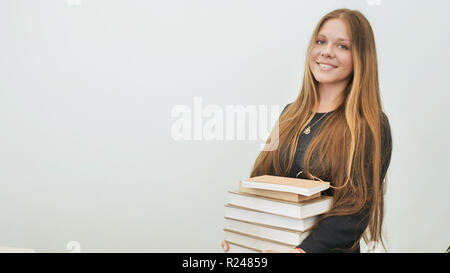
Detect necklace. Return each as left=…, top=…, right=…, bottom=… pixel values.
left=303, top=112, right=329, bottom=135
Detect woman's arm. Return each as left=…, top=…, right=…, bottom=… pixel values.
left=296, top=113, right=392, bottom=253
left=296, top=205, right=371, bottom=252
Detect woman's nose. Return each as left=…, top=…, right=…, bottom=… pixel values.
left=321, top=44, right=334, bottom=58
left=321, top=51, right=332, bottom=57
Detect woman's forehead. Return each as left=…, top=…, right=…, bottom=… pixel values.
left=318, top=19, right=352, bottom=41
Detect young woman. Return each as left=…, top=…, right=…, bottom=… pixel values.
left=222, top=8, right=392, bottom=253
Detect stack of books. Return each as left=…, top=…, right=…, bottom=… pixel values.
left=223, top=175, right=332, bottom=253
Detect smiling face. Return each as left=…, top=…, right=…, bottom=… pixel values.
left=309, top=18, right=354, bottom=86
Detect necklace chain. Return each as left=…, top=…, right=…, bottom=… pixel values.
left=303, top=112, right=329, bottom=135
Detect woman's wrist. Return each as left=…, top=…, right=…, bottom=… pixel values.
left=295, top=247, right=306, bottom=253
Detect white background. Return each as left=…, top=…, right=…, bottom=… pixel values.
left=1, top=0, right=449, bottom=252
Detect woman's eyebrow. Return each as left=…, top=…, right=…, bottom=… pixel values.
left=317, top=34, right=351, bottom=42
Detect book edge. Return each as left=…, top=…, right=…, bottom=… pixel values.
left=224, top=203, right=322, bottom=221
left=229, top=190, right=331, bottom=206
left=224, top=216, right=306, bottom=234
left=223, top=228, right=297, bottom=248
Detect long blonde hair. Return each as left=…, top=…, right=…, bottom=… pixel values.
left=250, top=8, right=391, bottom=251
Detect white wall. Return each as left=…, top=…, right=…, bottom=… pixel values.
left=0, top=0, right=449, bottom=253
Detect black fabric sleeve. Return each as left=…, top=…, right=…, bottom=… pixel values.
left=297, top=206, right=371, bottom=252
left=296, top=113, right=393, bottom=253
left=281, top=102, right=292, bottom=114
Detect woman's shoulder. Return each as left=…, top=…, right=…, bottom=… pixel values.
left=380, top=111, right=390, bottom=124
left=281, top=102, right=294, bottom=116
left=378, top=111, right=392, bottom=160
left=380, top=111, right=391, bottom=138
left=365, top=111, right=391, bottom=138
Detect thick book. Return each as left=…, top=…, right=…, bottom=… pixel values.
left=227, top=190, right=332, bottom=219
left=223, top=229, right=296, bottom=252
left=224, top=217, right=310, bottom=245
left=224, top=203, right=318, bottom=232
left=225, top=241, right=260, bottom=253
left=241, top=175, right=330, bottom=197
left=239, top=181, right=321, bottom=203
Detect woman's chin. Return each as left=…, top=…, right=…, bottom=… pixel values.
left=313, top=75, right=340, bottom=84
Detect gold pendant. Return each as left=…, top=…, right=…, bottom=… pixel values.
left=304, top=127, right=311, bottom=134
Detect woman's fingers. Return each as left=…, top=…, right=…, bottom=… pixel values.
left=221, top=240, right=229, bottom=252
left=262, top=249, right=278, bottom=253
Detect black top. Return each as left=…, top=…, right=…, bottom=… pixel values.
left=287, top=110, right=337, bottom=179
left=280, top=103, right=392, bottom=253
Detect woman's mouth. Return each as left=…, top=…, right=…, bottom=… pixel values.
left=316, top=62, right=338, bottom=71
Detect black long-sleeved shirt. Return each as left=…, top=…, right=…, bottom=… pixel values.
left=280, top=103, right=392, bottom=253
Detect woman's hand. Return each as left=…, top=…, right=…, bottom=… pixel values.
left=221, top=240, right=230, bottom=252
left=262, top=248, right=305, bottom=253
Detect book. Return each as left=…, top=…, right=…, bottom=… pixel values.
left=224, top=203, right=317, bottom=232
left=0, top=247, right=35, bottom=253
left=241, top=175, right=330, bottom=197
left=239, top=181, right=321, bottom=202
left=225, top=241, right=260, bottom=253
left=224, top=217, right=310, bottom=245
left=223, top=229, right=296, bottom=252
left=227, top=190, right=332, bottom=219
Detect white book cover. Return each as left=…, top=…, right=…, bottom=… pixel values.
left=224, top=203, right=318, bottom=232
left=224, top=217, right=310, bottom=245
left=241, top=175, right=330, bottom=196
left=223, top=229, right=296, bottom=252
left=228, top=191, right=332, bottom=219
left=226, top=242, right=259, bottom=253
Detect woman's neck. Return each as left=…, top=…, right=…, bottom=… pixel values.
left=313, top=82, right=347, bottom=113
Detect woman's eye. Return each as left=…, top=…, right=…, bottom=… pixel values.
left=316, top=39, right=349, bottom=49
